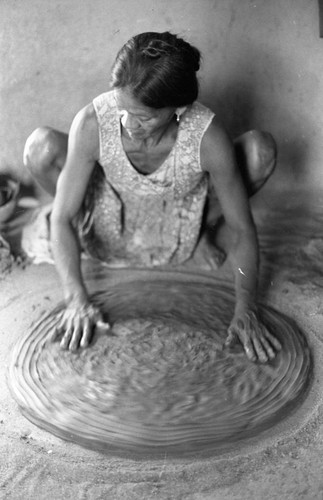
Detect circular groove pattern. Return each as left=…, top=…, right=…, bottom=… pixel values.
left=8, top=273, right=312, bottom=457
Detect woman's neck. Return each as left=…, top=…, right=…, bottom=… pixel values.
left=121, top=118, right=179, bottom=174
left=121, top=117, right=178, bottom=149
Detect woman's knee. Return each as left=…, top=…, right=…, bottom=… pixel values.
left=23, top=127, right=67, bottom=177
left=234, top=130, right=277, bottom=195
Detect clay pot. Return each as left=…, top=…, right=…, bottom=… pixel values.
left=0, top=175, right=20, bottom=223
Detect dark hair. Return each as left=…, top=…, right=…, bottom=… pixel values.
left=110, top=31, right=201, bottom=109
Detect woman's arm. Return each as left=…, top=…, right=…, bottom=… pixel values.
left=201, top=118, right=281, bottom=362
left=50, top=104, right=110, bottom=351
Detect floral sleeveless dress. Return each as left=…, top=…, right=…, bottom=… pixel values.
left=79, top=91, right=217, bottom=268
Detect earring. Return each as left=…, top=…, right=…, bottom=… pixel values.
left=175, top=106, right=187, bottom=123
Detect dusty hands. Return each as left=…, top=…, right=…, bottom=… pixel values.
left=52, top=302, right=110, bottom=352
left=226, top=308, right=282, bottom=362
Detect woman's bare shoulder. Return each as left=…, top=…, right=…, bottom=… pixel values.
left=69, top=103, right=100, bottom=161
left=200, top=116, right=236, bottom=174
left=71, top=103, right=98, bottom=136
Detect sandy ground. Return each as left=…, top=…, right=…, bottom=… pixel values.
left=1, top=189, right=323, bottom=500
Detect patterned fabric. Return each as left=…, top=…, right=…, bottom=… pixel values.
left=79, top=91, right=215, bottom=268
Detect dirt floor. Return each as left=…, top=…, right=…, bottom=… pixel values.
left=1, top=188, right=323, bottom=500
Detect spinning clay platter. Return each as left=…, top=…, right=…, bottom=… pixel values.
left=9, top=271, right=312, bottom=457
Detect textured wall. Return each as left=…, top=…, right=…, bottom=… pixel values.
left=0, top=0, right=322, bottom=189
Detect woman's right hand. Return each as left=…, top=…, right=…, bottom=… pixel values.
left=52, top=300, right=111, bottom=352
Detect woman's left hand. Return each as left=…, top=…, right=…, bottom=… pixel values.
left=226, top=308, right=282, bottom=362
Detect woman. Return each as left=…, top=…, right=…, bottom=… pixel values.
left=24, top=31, right=281, bottom=361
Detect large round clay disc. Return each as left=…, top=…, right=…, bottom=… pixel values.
left=8, top=272, right=312, bottom=457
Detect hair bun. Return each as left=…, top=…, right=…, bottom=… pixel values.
left=141, top=40, right=174, bottom=59
left=141, top=35, right=200, bottom=72
left=175, top=39, right=200, bottom=72
left=188, top=48, right=200, bottom=72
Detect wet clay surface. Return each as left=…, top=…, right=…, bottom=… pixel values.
left=9, top=273, right=312, bottom=457
left=2, top=189, right=323, bottom=499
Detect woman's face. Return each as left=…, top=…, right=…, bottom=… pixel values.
left=113, top=88, right=176, bottom=140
